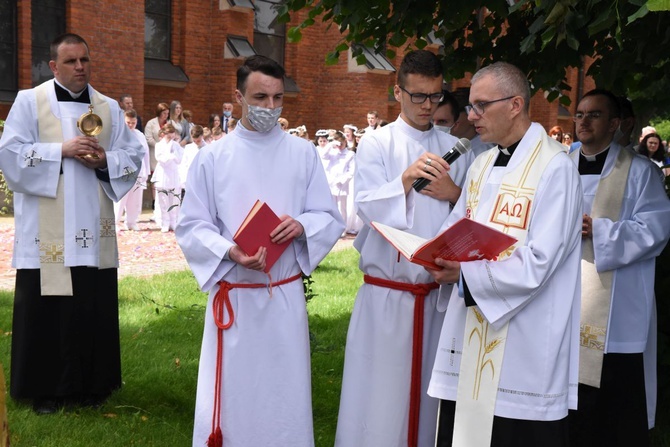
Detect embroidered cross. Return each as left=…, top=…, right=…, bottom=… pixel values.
left=449, top=337, right=458, bottom=367
left=75, top=229, right=94, bottom=248
left=580, top=324, right=605, bottom=350
left=100, top=218, right=115, bottom=237
left=122, top=167, right=136, bottom=182
left=24, top=150, right=42, bottom=167
left=39, top=243, right=64, bottom=263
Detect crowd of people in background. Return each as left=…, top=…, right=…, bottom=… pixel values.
left=114, top=94, right=398, bottom=238
left=117, top=88, right=669, bottom=240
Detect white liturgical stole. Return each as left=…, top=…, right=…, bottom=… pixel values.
left=453, top=133, right=563, bottom=447
left=35, top=82, right=117, bottom=296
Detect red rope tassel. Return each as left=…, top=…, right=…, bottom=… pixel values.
left=363, top=275, right=438, bottom=447
left=207, top=427, right=223, bottom=447
left=208, top=273, right=302, bottom=446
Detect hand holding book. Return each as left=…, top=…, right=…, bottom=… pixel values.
left=233, top=200, right=295, bottom=273
left=371, top=218, right=517, bottom=270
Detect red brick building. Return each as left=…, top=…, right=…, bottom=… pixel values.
left=1, top=1, right=593, bottom=137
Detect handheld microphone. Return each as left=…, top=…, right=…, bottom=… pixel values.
left=412, top=138, right=472, bottom=192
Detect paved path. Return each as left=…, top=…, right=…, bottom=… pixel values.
left=0, top=215, right=355, bottom=291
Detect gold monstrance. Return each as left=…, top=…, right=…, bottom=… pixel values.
left=77, top=104, right=102, bottom=158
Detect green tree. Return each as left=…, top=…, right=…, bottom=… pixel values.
left=280, top=0, right=670, bottom=113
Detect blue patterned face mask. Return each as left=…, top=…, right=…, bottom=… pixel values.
left=241, top=96, right=282, bottom=133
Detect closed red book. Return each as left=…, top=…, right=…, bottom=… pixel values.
left=233, top=200, right=291, bottom=273
left=371, top=218, right=517, bottom=269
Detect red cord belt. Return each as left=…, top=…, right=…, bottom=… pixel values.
left=207, top=273, right=302, bottom=447
left=363, top=274, right=439, bottom=447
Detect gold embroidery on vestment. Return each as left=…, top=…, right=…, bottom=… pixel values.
left=39, top=243, right=65, bottom=263
left=467, top=308, right=505, bottom=400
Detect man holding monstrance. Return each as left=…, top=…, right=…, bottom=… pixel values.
left=0, top=33, right=144, bottom=414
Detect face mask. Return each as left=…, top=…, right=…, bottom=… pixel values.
left=434, top=125, right=452, bottom=134
left=223, top=110, right=232, bottom=118
left=241, top=97, right=282, bottom=133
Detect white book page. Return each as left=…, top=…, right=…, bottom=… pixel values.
left=371, top=222, right=428, bottom=258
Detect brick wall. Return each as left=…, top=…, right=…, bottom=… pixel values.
left=2, top=0, right=593, bottom=140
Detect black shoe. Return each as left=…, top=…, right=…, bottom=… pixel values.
left=33, top=398, right=59, bottom=415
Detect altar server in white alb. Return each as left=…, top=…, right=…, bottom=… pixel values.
left=0, top=33, right=144, bottom=414
left=175, top=55, right=344, bottom=447
left=427, top=62, right=583, bottom=447
left=335, top=50, right=474, bottom=447
left=567, top=89, right=670, bottom=447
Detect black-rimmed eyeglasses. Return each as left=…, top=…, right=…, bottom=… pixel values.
left=465, top=96, right=516, bottom=116
left=398, top=86, right=444, bottom=104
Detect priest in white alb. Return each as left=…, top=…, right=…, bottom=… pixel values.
left=427, top=62, right=583, bottom=447
left=567, top=89, right=670, bottom=447
left=0, top=33, right=144, bottom=414
left=175, top=55, right=344, bottom=447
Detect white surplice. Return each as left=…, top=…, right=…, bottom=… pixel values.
left=428, top=123, right=583, bottom=422
left=571, top=143, right=670, bottom=428
left=175, top=124, right=344, bottom=447
left=335, top=118, right=474, bottom=447
left=0, top=79, right=144, bottom=268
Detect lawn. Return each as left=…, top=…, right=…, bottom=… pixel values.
left=0, top=247, right=667, bottom=446
left=0, top=249, right=360, bottom=446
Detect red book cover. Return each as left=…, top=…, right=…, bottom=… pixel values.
left=233, top=200, right=291, bottom=273
left=371, top=218, right=517, bottom=269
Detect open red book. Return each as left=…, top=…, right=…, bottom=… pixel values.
left=233, top=200, right=291, bottom=273
left=371, top=218, right=517, bottom=269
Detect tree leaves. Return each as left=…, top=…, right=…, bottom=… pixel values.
left=282, top=0, right=670, bottom=114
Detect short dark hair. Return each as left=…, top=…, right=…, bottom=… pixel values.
left=581, top=89, right=621, bottom=120
left=119, top=94, right=132, bottom=103
left=397, top=50, right=443, bottom=87
left=236, top=55, right=285, bottom=93
left=617, top=95, right=634, bottom=120
left=437, top=90, right=460, bottom=122
left=451, top=88, right=470, bottom=113
left=191, top=124, right=204, bottom=139
left=124, top=109, right=137, bottom=119
left=50, top=33, right=89, bottom=61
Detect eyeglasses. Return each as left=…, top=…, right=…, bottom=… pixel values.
left=573, top=111, right=603, bottom=122
left=465, top=96, right=515, bottom=116
left=398, top=86, right=444, bottom=104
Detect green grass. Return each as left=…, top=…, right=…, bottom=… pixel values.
left=0, top=270, right=208, bottom=446
left=0, top=248, right=667, bottom=446
left=307, top=249, right=362, bottom=447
